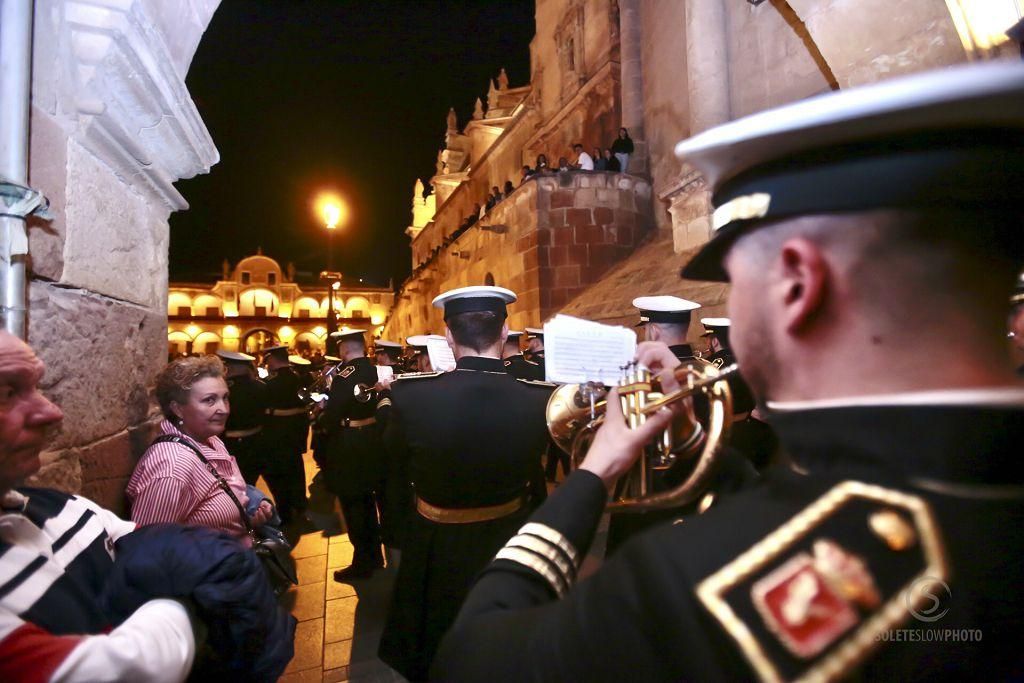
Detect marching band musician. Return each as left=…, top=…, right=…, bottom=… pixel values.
left=604, top=301, right=758, bottom=555
left=523, top=327, right=546, bottom=375
left=502, top=330, right=544, bottom=381
left=374, top=339, right=404, bottom=372
left=378, top=286, right=555, bottom=681
left=319, top=329, right=386, bottom=581
left=434, top=63, right=1024, bottom=681
left=258, top=345, right=310, bottom=526
left=406, top=335, right=434, bottom=373
left=216, top=350, right=267, bottom=485
left=633, top=295, right=702, bottom=360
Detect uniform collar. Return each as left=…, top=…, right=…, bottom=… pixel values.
left=768, top=389, right=1024, bottom=487
left=456, top=356, right=506, bottom=372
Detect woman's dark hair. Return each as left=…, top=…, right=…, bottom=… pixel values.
left=447, top=311, right=505, bottom=352
left=619, top=127, right=630, bottom=138
left=155, top=355, right=225, bottom=420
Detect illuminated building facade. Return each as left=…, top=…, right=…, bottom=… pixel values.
left=168, top=253, right=395, bottom=356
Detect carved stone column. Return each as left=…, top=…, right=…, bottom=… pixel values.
left=617, top=0, right=647, bottom=175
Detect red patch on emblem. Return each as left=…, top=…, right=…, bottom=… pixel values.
left=752, top=554, right=858, bottom=659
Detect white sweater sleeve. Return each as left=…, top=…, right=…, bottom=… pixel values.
left=49, top=599, right=196, bottom=683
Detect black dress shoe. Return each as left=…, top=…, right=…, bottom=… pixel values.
left=333, top=564, right=374, bottom=582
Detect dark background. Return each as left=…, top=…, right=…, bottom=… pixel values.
left=169, top=0, right=535, bottom=286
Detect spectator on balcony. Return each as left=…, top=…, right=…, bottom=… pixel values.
left=503, top=180, right=515, bottom=198
left=556, top=157, right=572, bottom=172
left=573, top=144, right=594, bottom=170
left=592, top=147, right=606, bottom=170
left=603, top=148, right=622, bottom=172
left=535, top=154, right=550, bottom=173
left=611, top=127, right=634, bottom=172
left=485, top=187, right=501, bottom=211
left=520, top=165, right=534, bottom=184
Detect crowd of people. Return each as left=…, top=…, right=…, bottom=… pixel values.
left=401, top=127, right=637, bottom=291
left=2, top=63, right=1023, bottom=682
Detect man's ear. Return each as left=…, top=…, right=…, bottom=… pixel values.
left=778, top=237, right=828, bottom=334
left=500, top=321, right=509, bottom=345
left=444, top=326, right=455, bottom=349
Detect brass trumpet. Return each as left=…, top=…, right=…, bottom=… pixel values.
left=546, top=359, right=738, bottom=512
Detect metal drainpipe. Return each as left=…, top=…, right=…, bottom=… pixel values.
left=0, top=0, right=35, bottom=340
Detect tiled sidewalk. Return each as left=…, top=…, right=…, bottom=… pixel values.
left=261, top=448, right=406, bottom=683
left=277, top=530, right=404, bottom=683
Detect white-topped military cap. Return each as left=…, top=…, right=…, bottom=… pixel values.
left=216, top=350, right=256, bottom=363
left=374, top=340, right=402, bottom=349
left=262, top=344, right=289, bottom=357
left=324, top=355, right=343, bottom=363
left=432, top=285, right=517, bottom=319
left=406, top=335, right=431, bottom=350
left=700, top=317, right=731, bottom=337
left=329, top=327, right=366, bottom=340
left=632, top=295, right=701, bottom=326
left=524, top=327, right=544, bottom=339
left=288, top=355, right=311, bottom=366
left=676, top=61, right=1024, bottom=281
left=506, top=330, right=524, bottom=340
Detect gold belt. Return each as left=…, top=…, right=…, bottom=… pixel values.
left=343, top=416, right=376, bottom=428
left=267, top=406, right=307, bottom=417
left=416, top=496, right=523, bottom=524
left=224, top=426, right=261, bottom=438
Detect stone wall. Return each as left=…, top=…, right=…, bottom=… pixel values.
left=25, top=0, right=220, bottom=513
left=385, top=170, right=653, bottom=341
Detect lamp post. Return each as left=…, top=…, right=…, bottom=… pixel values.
left=316, top=193, right=346, bottom=354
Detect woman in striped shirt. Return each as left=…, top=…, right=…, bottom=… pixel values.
left=127, top=356, right=272, bottom=541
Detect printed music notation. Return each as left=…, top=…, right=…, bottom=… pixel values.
left=544, top=315, right=637, bottom=385
left=425, top=335, right=457, bottom=372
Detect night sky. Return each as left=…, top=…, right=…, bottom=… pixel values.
left=169, top=0, right=535, bottom=285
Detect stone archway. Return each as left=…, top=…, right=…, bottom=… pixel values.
left=241, top=328, right=279, bottom=354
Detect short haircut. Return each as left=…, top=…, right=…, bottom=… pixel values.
left=732, top=208, right=1019, bottom=335
left=155, top=355, right=225, bottom=420
left=573, top=143, right=583, bottom=150
left=447, top=311, right=504, bottom=352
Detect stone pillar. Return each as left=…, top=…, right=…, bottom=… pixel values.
left=666, top=0, right=732, bottom=252
left=618, top=0, right=647, bottom=175
left=26, top=0, right=220, bottom=512
left=684, top=0, right=731, bottom=135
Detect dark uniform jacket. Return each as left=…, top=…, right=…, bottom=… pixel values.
left=503, top=353, right=545, bottom=381
left=434, top=397, right=1024, bottom=681
left=262, top=366, right=308, bottom=456
left=224, top=375, right=267, bottom=436
left=320, top=356, right=381, bottom=497
left=379, top=356, right=555, bottom=681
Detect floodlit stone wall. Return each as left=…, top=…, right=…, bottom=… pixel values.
left=25, top=0, right=220, bottom=512
left=386, top=170, right=653, bottom=341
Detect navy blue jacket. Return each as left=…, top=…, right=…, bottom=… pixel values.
left=102, top=524, right=295, bottom=682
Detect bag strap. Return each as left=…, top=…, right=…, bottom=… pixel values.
left=152, top=434, right=254, bottom=537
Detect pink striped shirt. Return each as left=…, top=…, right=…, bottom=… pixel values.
left=126, top=420, right=251, bottom=542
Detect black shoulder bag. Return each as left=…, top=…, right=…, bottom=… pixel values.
left=152, top=435, right=298, bottom=593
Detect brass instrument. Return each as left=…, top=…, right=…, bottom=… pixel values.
left=546, top=359, right=738, bottom=512
left=353, top=383, right=377, bottom=403
left=298, top=361, right=342, bottom=402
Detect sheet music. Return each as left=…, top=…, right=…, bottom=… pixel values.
left=544, top=315, right=636, bottom=385
left=376, top=365, right=394, bottom=383
left=425, top=335, right=457, bottom=372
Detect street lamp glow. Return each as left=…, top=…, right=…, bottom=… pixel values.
left=314, top=192, right=347, bottom=230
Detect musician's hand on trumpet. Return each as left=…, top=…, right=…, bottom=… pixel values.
left=635, top=341, right=683, bottom=392
left=579, top=387, right=677, bottom=490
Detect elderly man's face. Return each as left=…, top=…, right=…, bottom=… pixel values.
left=0, top=334, right=63, bottom=492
